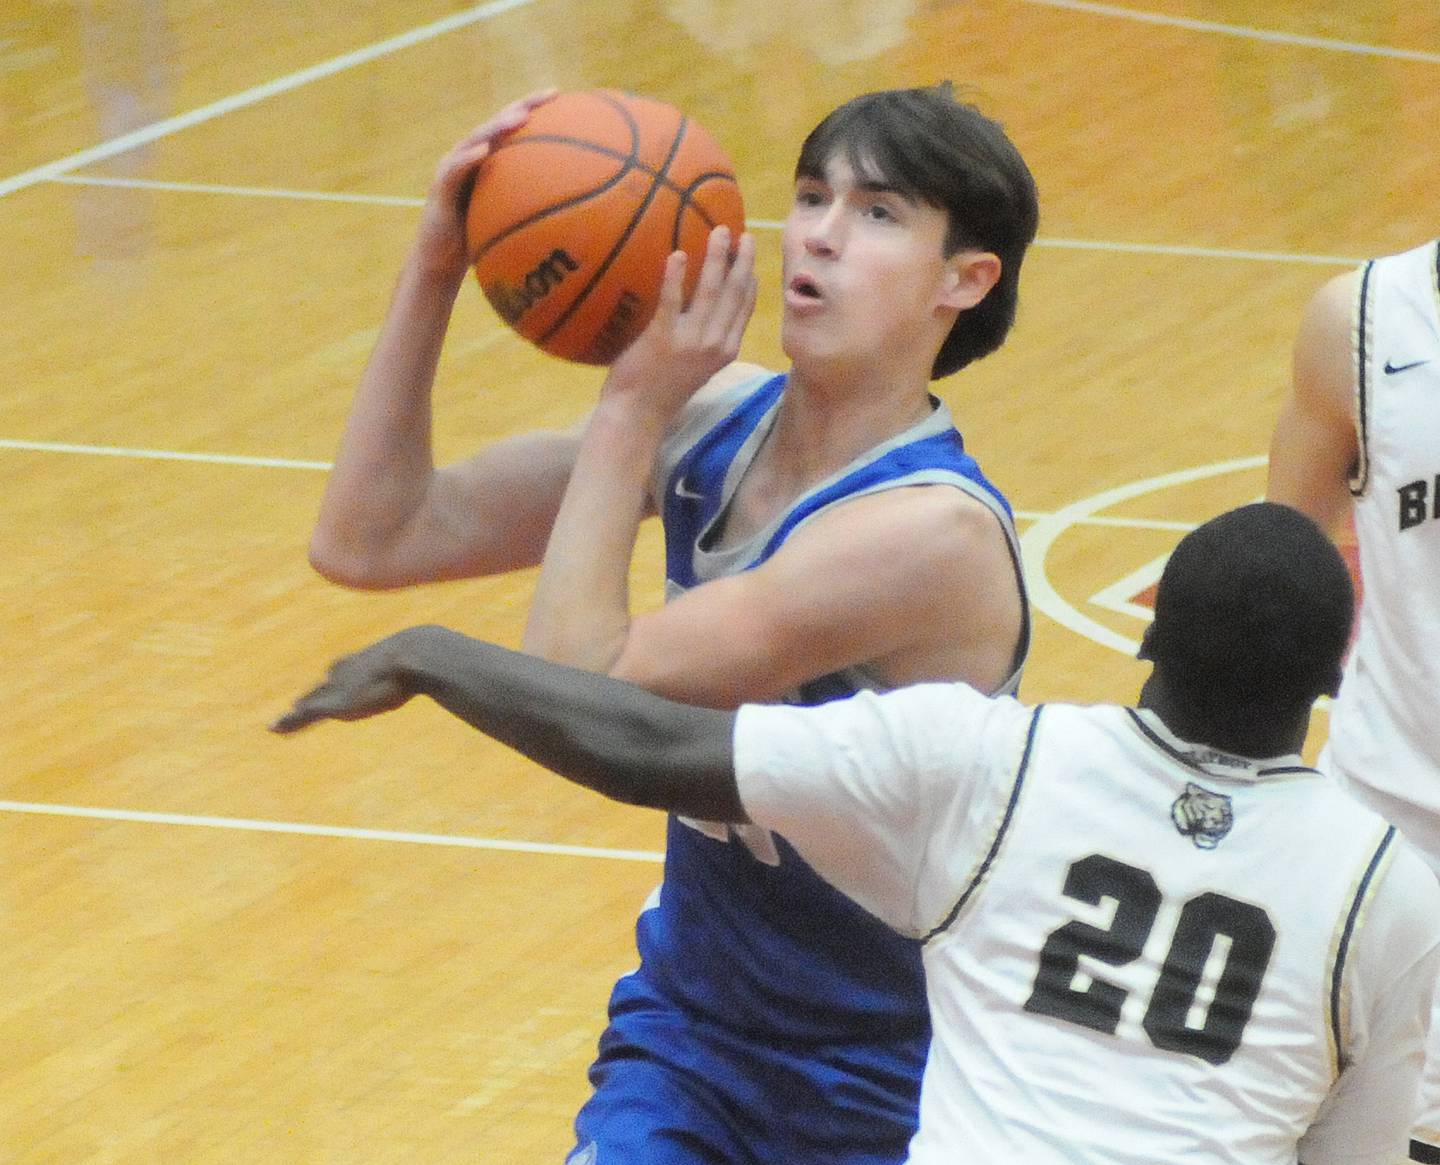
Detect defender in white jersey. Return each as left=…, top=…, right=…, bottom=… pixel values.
left=305, top=85, right=1038, bottom=1161
left=1268, top=238, right=1440, bottom=1162
left=278, top=503, right=1440, bottom=1164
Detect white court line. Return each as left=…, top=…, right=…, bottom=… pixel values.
left=1020, top=454, right=1268, bottom=655
left=0, top=0, right=544, bottom=200
left=50, top=173, right=425, bottom=208
left=0, top=438, right=330, bottom=471
left=0, top=800, right=664, bottom=863
left=1090, top=552, right=1167, bottom=621
left=41, top=183, right=1364, bottom=268
left=1031, top=237, right=1360, bottom=267
left=0, top=437, right=1217, bottom=533
left=1021, top=0, right=1440, bottom=65
left=1014, top=510, right=1195, bottom=532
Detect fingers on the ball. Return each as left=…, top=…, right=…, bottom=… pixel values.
left=656, top=251, right=688, bottom=317
left=692, top=226, right=733, bottom=304
left=518, top=87, right=559, bottom=110
left=717, top=234, right=757, bottom=315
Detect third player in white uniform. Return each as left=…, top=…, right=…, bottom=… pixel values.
left=1269, top=237, right=1440, bottom=1162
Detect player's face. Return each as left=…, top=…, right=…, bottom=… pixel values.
left=779, top=152, right=958, bottom=374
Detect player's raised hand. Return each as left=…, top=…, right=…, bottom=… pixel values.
left=270, top=634, right=421, bottom=734
left=414, top=88, right=559, bottom=279
left=604, top=225, right=758, bottom=417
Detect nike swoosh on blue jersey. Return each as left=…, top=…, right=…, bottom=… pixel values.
left=1384, top=357, right=1433, bottom=374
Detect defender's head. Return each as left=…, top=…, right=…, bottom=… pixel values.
left=795, top=83, right=1039, bottom=379
left=1139, top=503, right=1354, bottom=734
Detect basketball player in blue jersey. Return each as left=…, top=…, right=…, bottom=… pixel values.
left=307, top=84, right=1038, bottom=1163
left=1267, top=238, right=1440, bottom=1164
left=277, top=502, right=1440, bottom=1164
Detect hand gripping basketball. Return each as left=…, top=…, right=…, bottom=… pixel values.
left=605, top=225, right=758, bottom=410
left=465, top=89, right=747, bottom=364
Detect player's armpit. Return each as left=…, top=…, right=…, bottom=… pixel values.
left=610, top=486, right=1023, bottom=707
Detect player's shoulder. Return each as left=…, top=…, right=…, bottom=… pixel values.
left=813, top=480, right=1011, bottom=564
left=1350, top=830, right=1440, bottom=986
left=1376, top=832, right=1440, bottom=915
left=1299, top=267, right=1361, bottom=344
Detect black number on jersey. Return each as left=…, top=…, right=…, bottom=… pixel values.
left=1024, top=854, right=1276, bottom=1065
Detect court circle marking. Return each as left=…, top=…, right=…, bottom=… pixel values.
left=1020, top=455, right=1269, bottom=656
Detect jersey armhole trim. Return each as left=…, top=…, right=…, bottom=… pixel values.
left=1350, top=259, right=1376, bottom=498
left=1329, top=823, right=1397, bottom=1073
left=921, top=705, right=1042, bottom=944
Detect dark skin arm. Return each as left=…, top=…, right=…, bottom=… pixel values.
left=271, top=625, right=747, bottom=822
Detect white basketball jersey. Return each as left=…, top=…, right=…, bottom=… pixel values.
left=737, top=686, right=1440, bottom=1165
left=1323, top=239, right=1440, bottom=862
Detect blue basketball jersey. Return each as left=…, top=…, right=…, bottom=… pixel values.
left=602, top=371, right=1028, bottom=1137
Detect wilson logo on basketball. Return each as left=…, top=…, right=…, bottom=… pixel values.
left=485, top=248, right=581, bottom=324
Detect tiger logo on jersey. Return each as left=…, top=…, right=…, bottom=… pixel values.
left=1171, top=783, right=1234, bottom=849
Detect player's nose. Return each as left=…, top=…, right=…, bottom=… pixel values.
left=803, top=205, right=843, bottom=257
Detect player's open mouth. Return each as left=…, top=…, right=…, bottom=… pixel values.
left=785, top=275, right=825, bottom=310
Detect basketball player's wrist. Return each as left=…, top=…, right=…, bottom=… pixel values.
left=586, top=391, right=670, bottom=456
left=403, top=227, right=471, bottom=289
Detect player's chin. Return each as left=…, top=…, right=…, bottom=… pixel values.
left=780, top=315, right=839, bottom=360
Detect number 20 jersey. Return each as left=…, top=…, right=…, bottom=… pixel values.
left=736, top=685, right=1440, bottom=1165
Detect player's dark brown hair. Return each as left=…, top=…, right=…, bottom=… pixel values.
left=795, top=82, right=1040, bottom=379
left=1140, top=502, right=1354, bottom=737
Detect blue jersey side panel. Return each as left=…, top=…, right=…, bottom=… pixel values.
left=621, top=374, right=1015, bottom=1133
left=661, top=373, right=787, bottom=586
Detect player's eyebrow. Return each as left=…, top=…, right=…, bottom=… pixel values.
left=853, top=178, right=919, bottom=205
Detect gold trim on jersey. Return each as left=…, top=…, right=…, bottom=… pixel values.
left=1324, top=824, right=1399, bottom=1077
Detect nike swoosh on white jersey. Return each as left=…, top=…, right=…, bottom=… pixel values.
left=1384, top=356, right=1434, bottom=374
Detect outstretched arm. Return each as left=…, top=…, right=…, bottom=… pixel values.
left=271, top=625, right=746, bottom=822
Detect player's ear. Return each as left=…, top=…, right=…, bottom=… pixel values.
left=939, top=251, right=1001, bottom=311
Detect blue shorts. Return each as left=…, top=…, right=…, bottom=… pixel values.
left=566, top=974, right=921, bottom=1164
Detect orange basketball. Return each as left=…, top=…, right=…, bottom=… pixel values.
left=466, top=89, right=745, bottom=365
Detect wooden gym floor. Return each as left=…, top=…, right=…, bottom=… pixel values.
left=2, top=1, right=1436, bottom=1159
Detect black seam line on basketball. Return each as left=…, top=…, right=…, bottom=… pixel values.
left=471, top=158, right=638, bottom=264
left=538, top=113, right=691, bottom=347
left=1330, top=824, right=1394, bottom=1073
left=669, top=171, right=737, bottom=246
left=473, top=91, right=646, bottom=262
left=921, top=705, right=1041, bottom=945
left=489, top=134, right=736, bottom=210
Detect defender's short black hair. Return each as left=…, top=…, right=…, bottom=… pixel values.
left=1142, top=503, right=1354, bottom=726
left=795, top=83, right=1040, bottom=380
